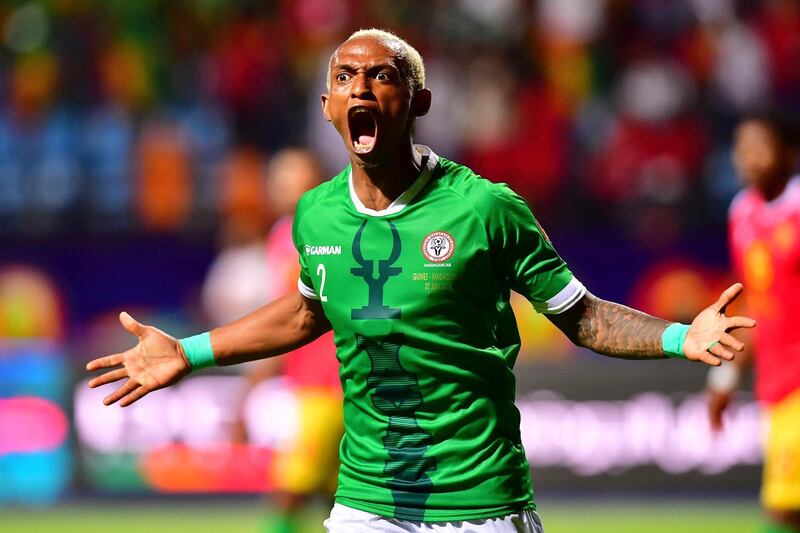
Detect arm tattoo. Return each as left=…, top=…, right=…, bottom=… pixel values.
left=547, top=292, right=670, bottom=359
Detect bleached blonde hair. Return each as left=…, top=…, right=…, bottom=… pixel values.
left=326, top=28, right=425, bottom=94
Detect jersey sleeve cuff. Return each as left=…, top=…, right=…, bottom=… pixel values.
left=533, top=277, right=586, bottom=314
left=297, top=278, right=319, bottom=300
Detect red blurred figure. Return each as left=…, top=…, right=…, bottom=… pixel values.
left=707, top=111, right=800, bottom=531
left=233, top=149, right=341, bottom=533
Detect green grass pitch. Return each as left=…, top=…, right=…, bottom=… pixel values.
left=0, top=499, right=762, bottom=533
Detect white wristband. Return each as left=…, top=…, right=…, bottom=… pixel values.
left=707, top=361, right=740, bottom=393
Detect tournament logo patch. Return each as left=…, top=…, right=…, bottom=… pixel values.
left=422, top=231, right=455, bottom=262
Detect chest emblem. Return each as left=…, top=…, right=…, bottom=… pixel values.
left=744, top=240, right=773, bottom=292
left=422, top=231, right=455, bottom=263
left=351, top=220, right=402, bottom=319
left=773, top=222, right=796, bottom=253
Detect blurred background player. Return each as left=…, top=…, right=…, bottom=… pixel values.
left=227, top=148, right=342, bottom=533
left=707, top=111, right=800, bottom=533
left=201, top=148, right=273, bottom=327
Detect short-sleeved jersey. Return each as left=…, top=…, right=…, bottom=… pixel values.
left=293, top=145, right=585, bottom=521
left=729, top=176, right=800, bottom=405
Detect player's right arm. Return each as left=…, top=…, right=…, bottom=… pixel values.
left=706, top=201, right=755, bottom=430
left=706, top=309, right=754, bottom=431
left=86, top=292, right=331, bottom=407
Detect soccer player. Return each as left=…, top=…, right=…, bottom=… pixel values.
left=707, top=112, right=800, bottom=533
left=88, top=29, right=755, bottom=532
left=233, top=148, right=342, bottom=533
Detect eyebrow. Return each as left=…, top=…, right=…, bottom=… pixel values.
left=332, top=57, right=399, bottom=71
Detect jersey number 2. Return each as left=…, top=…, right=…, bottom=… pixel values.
left=316, top=263, right=329, bottom=302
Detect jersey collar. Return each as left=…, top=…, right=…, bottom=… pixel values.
left=762, top=174, right=800, bottom=208
left=348, top=145, right=439, bottom=217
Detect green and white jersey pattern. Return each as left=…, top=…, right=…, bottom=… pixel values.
left=293, top=146, right=585, bottom=522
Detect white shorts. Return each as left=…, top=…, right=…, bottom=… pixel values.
left=324, top=503, right=545, bottom=533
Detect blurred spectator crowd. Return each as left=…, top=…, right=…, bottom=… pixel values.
left=0, top=0, right=798, bottom=242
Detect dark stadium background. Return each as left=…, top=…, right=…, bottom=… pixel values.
left=2, top=1, right=798, bottom=531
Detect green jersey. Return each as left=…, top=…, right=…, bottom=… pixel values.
left=293, top=146, right=584, bottom=521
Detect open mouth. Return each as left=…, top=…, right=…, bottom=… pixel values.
left=348, top=107, right=378, bottom=154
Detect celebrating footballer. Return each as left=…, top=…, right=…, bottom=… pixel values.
left=87, top=29, right=756, bottom=533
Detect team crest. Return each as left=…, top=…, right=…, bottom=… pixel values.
left=422, top=231, right=455, bottom=262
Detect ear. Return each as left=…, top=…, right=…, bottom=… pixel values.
left=321, top=93, right=331, bottom=122
left=410, top=88, right=431, bottom=118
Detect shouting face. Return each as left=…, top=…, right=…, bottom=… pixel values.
left=321, top=35, right=430, bottom=167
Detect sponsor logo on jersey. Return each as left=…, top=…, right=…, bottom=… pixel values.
left=422, top=231, right=455, bottom=263
left=304, top=244, right=342, bottom=256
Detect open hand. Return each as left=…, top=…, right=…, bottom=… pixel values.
left=86, top=312, right=191, bottom=407
left=683, top=283, right=756, bottom=366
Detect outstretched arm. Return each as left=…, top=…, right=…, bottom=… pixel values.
left=547, top=282, right=756, bottom=365
left=86, top=292, right=331, bottom=407
left=211, top=292, right=331, bottom=365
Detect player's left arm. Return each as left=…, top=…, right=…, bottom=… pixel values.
left=546, top=282, right=756, bottom=365
left=487, top=183, right=756, bottom=364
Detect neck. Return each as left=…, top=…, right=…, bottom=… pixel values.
left=759, top=173, right=792, bottom=202
left=350, top=143, right=421, bottom=211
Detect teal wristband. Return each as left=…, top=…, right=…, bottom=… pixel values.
left=661, top=323, right=690, bottom=359
left=179, top=332, right=217, bottom=370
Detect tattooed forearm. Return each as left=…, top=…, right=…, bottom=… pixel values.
left=547, top=292, right=671, bottom=359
